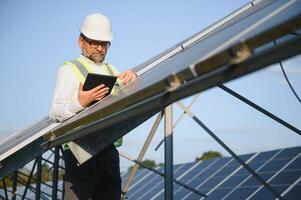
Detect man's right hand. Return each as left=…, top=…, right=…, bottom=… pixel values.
left=78, top=83, right=109, bottom=108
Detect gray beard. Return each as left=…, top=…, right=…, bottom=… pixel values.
left=89, top=54, right=105, bottom=63
left=82, top=51, right=105, bottom=63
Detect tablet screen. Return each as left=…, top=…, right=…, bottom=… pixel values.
left=83, top=73, right=117, bottom=97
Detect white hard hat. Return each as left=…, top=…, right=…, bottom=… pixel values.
left=80, top=13, right=113, bottom=42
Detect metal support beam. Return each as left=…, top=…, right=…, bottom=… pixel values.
left=0, top=147, right=65, bottom=200
left=164, top=105, right=173, bottom=200
left=60, top=147, right=65, bottom=200
left=122, top=111, right=163, bottom=199
left=17, top=173, right=41, bottom=200
left=272, top=39, right=301, bottom=105
left=22, top=160, right=37, bottom=200
left=35, top=156, right=42, bottom=200
left=219, top=85, right=301, bottom=136
left=52, top=147, right=60, bottom=200
left=2, top=178, right=8, bottom=199
left=155, top=94, right=201, bottom=151
left=12, top=171, right=17, bottom=200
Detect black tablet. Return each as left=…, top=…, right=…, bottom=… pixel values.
left=83, top=73, right=117, bottom=97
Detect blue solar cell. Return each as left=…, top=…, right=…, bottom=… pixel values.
left=238, top=154, right=253, bottom=162
left=195, top=159, right=233, bottom=177
left=131, top=163, right=192, bottom=200
left=140, top=181, right=164, bottom=200
left=174, top=186, right=208, bottom=200
left=284, top=184, right=301, bottom=199
left=183, top=192, right=202, bottom=200
left=273, top=147, right=301, bottom=160
left=153, top=182, right=206, bottom=200
left=248, top=186, right=287, bottom=200
left=250, top=149, right=280, bottom=162
left=270, top=170, right=301, bottom=185
left=174, top=162, right=210, bottom=182
left=208, top=157, right=232, bottom=167
left=224, top=186, right=259, bottom=199
left=218, top=174, right=249, bottom=188
left=241, top=172, right=273, bottom=187
left=207, top=188, right=233, bottom=199
left=154, top=193, right=164, bottom=200
left=198, top=176, right=224, bottom=190
left=128, top=172, right=162, bottom=197
left=173, top=178, right=206, bottom=199
left=189, top=178, right=207, bottom=188
left=213, top=164, right=240, bottom=178
left=135, top=168, right=148, bottom=177
left=181, top=157, right=231, bottom=180
left=174, top=190, right=189, bottom=200
left=199, top=167, right=224, bottom=178
left=174, top=162, right=196, bottom=175
left=173, top=161, right=217, bottom=196
left=258, top=159, right=290, bottom=173
left=235, top=161, right=264, bottom=175
left=151, top=193, right=164, bottom=200
left=285, top=157, right=301, bottom=171
left=122, top=168, right=149, bottom=187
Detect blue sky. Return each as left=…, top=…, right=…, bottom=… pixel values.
left=0, top=0, right=300, bottom=171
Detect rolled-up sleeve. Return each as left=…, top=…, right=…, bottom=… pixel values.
left=49, top=65, right=84, bottom=122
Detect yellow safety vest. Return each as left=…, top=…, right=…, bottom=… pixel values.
left=63, top=58, right=123, bottom=149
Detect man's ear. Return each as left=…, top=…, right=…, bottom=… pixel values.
left=78, top=37, right=83, bottom=49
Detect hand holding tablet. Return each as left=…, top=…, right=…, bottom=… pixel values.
left=78, top=73, right=117, bottom=107
left=83, top=73, right=117, bottom=95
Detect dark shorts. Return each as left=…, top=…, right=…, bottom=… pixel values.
left=63, top=145, right=121, bottom=200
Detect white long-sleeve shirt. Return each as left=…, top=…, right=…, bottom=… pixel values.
left=49, top=55, right=112, bottom=122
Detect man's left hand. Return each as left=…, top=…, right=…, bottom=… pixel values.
left=117, top=70, right=137, bottom=85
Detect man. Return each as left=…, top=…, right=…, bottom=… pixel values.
left=49, top=13, right=137, bottom=200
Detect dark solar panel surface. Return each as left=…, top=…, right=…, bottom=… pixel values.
left=123, top=146, right=301, bottom=200
left=51, top=0, right=301, bottom=144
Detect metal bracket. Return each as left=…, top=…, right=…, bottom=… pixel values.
left=166, top=73, right=182, bottom=92
left=229, top=42, right=252, bottom=64
left=43, top=131, right=56, bottom=142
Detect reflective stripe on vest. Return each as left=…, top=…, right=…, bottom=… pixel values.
left=65, top=59, right=93, bottom=84
left=64, top=58, right=123, bottom=148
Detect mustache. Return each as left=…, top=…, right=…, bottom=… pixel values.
left=92, top=52, right=105, bottom=56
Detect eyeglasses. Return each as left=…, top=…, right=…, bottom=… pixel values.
left=81, top=34, right=110, bottom=49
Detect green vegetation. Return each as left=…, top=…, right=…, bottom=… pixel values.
left=0, top=163, right=65, bottom=189
left=128, top=159, right=158, bottom=171
left=127, top=151, right=222, bottom=172
left=196, top=150, right=222, bottom=161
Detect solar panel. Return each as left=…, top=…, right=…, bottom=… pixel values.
left=122, top=168, right=149, bottom=188
left=208, top=150, right=283, bottom=199
left=128, top=168, right=164, bottom=198
left=245, top=149, right=301, bottom=199
left=123, top=146, right=301, bottom=199
left=0, top=118, right=59, bottom=178
left=137, top=163, right=197, bottom=200
left=285, top=184, right=301, bottom=199
left=43, top=0, right=301, bottom=159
